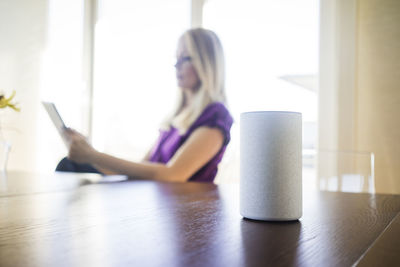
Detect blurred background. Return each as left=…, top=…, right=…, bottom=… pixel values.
left=0, top=0, right=399, bottom=194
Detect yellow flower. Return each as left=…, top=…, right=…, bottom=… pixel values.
left=0, top=91, right=20, bottom=112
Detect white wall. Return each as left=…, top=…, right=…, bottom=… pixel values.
left=0, top=0, right=48, bottom=171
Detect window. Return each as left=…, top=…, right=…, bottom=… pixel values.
left=203, top=0, right=319, bottom=183
left=92, top=0, right=190, bottom=160
left=37, top=0, right=318, bottom=182
left=38, top=0, right=85, bottom=171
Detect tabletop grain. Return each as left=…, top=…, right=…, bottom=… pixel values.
left=356, top=213, right=400, bottom=266
left=0, top=172, right=399, bottom=267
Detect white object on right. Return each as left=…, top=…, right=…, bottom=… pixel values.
left=240, top=111, right=302, bottom=221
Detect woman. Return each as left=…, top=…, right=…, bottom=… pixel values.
left=57, top=28, right=233, bottom=183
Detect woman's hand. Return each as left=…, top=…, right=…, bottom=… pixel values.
left=65, top=128, right=97, bottom=164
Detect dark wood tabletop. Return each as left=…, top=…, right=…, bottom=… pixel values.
left=0, top=171, right=399, bottom=267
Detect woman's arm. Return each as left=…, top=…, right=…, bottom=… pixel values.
left=67, top=127, right=224, bottom=182
left=95, top=138, right=156, bottom=173
left=141, top=140, right=157, bottom=162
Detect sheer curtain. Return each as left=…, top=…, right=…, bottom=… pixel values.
left=92, top=0, right=190, bottom=161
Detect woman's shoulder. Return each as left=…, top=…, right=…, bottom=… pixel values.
left=201, top=101, right=232, bottom=119
left=183, top=101, right=233, bottom=145
left=191, top=101, right=233, bottom=130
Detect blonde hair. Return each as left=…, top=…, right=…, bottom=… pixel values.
left=163, top=28, right=226, bottom=133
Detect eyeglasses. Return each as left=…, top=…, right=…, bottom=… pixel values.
left=174, top=56, right=192, bottom=68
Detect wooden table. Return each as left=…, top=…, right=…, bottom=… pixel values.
left=1, top=171, right=400, bottom=267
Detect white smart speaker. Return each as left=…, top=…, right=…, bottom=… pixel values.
left=240, top=111, right=302, bottom=221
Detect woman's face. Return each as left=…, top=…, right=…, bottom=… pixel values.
left=175, top=39, right=200, bottom=91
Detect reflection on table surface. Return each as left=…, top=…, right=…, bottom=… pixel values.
left=0, top=171, right=399, bottom=267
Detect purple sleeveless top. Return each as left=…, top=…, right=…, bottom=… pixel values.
left=148, top=102, right=233, bottom=182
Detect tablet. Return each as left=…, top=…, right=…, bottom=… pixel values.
left=42, top=101, right=70, bottom=148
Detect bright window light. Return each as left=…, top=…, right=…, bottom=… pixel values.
left=203, top=0, right=320, bottom=183
left=38, top=0, right=85, bottom=172
left=92, top=0, right=190, bottom=160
